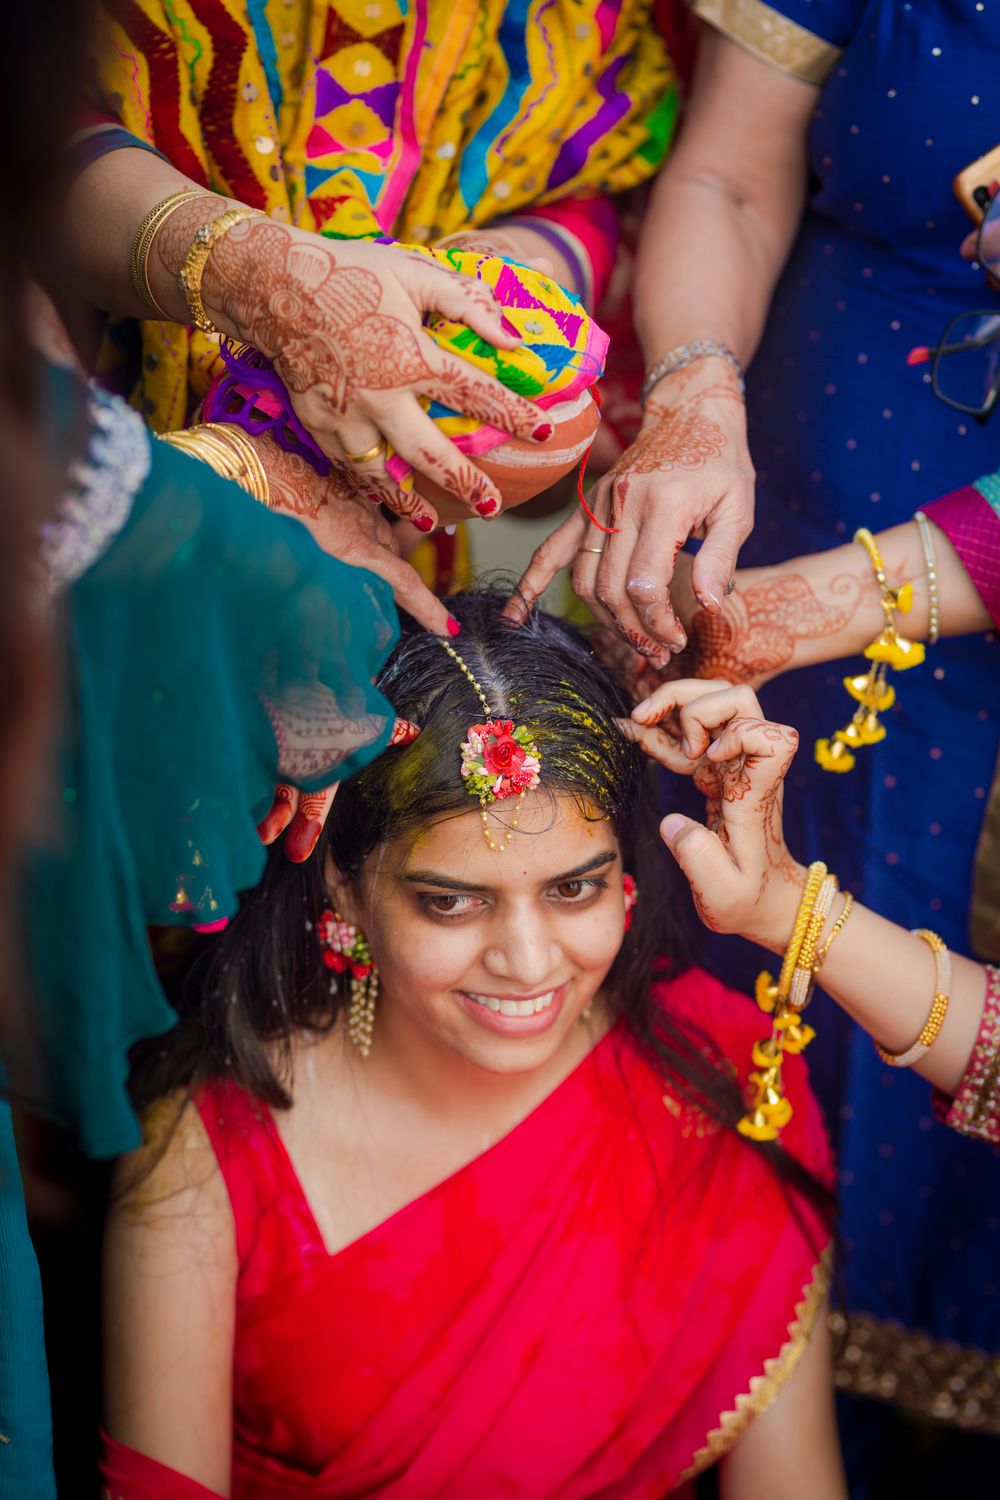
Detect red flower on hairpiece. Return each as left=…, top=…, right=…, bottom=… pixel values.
left=461, top=719, right=541, bottom=802
left=482, top=721, right=524, bottom=777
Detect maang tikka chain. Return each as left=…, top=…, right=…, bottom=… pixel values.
left=437, top=638, right=541, bottom=853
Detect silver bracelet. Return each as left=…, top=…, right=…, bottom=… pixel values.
left=641, top=339, right=746, bottom=406
left=912, top=510, right=940, bottom=646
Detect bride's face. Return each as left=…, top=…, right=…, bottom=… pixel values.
left=336, top=792, right=628, bottom=1075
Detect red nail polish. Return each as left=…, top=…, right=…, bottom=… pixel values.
left=532, top=423, right=553, bottom=442
left=475, top=498, right=499, bottom=517
left=284, top=814, right=322, bottom=864
left=447, top=615, right=461, bottom=637
left=413, top=514, right=434, bottom=533
left=500, top=315, right=521, bottom=339
left=256, top=793, right=296, bottom=844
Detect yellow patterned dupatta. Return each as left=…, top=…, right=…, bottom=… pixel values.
left=91, top=0, right=675, bottom=430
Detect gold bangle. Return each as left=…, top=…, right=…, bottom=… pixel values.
left=342, top=438, right=387, bottom=465
left=776, top=861, right=827, bottom=999
left=159, top=428, right=240, bottom=478
left=157, top=424, right=271, bottom=507
left=789, top=873, right=839, bottom=1010
left=201, top=423, right=271, bottom=506
left=815, top=891, right=854, bottom=969
left=740, top=861, right=832, bottom=1144
left=130, top=189, right=211, bottom=319
left=874, top=928, right=951, bottom=1067
left=177, top=206, right=258, bottom=335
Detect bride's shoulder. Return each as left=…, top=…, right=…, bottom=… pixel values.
left=650, top=964, right=833, bottom=1181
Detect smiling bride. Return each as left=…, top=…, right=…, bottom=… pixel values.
left=101, top=590, right=844, bottom=1500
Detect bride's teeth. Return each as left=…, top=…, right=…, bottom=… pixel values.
left=465, top=989, right=557, bottom=1015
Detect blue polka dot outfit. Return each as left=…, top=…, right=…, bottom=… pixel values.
left=697, top=0, right=1000, bottom=1442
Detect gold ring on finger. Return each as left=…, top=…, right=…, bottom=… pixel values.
left=579, top=545, right=605, bottom=555
left=343, top=439, right=387, bottom=464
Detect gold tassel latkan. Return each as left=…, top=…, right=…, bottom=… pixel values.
left=816, top=530, right=926, bottom=775
left=737, top=863, right=830, bottom=1143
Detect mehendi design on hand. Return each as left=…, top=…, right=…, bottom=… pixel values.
left=158, top=213, right=435, bottom=413
left=225, top=224, right=433, bottom=408
left=606, top=380, right=740, bottom=513
left=415, top=447, right=497, bottom=508
left=623, top=407, right=726, bottom=477
left=689, top=572, right=864, bottom=682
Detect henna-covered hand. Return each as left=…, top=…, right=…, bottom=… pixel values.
left=667, top=551, right=869, bottom=689
left=618, top=678, right=805, bottom=947
left=155, top=207, right=549, bottom=528
left=259, top=714, right=420, bottom=863
left=250, top=432, right=459, bottom=637
left=506, top=361, right=754, bottom=655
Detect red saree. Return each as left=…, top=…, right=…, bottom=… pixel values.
left=101, top=970, right=833, bottom=1498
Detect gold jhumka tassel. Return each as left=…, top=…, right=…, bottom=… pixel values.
left=737, top=863, right=833, bottom=1142
left=816, top=531, right=925, bottom=774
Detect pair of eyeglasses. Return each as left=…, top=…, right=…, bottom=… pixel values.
left=909, top=187, right=1000, bottom=424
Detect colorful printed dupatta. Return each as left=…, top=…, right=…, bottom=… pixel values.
left=90, top=0, right=676, bottom=430
left=100, top=970, right=832, bottom=1497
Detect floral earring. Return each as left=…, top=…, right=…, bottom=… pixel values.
left=623, top=873, right=638, bottom=931
left=317, top=907, right=378, bottom=1057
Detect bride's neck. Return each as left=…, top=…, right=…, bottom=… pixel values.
left=356, top=990, right=605, bottom=1132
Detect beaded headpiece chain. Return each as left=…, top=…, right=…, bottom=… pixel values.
left=437, top=638, right=541, bottom=853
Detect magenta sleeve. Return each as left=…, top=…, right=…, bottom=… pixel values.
left=932, top=967, right=1000, bottom=1146
left=923, top=473, right=1000, bottom=629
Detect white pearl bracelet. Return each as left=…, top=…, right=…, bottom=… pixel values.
left=641, top=339, right=746, bottom=406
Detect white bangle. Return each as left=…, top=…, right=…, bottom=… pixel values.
left=913, top=510, right=940, bottom=646
left=875, top=929, right=952, bottom=1068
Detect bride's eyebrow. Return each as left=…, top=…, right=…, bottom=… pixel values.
left=400, top=850, right=618, bottom=894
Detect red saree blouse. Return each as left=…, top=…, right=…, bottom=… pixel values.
left=101, top=970, right=833, bottom=1498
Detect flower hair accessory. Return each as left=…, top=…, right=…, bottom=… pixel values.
left=438, top=639, right=541, bottom=852
left=460, top=720, right=541, bottom=801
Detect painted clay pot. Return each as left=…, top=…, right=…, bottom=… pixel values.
left=415, top=389, right=600, bottom=523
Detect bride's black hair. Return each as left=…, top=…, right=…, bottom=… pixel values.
left=134, top=587, right=834, bottom=1230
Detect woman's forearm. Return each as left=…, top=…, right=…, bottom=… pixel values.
left=712, top=521, right=990, bottom=685
left=756, top=883, right=987, bottom=1098
left=60, top=149, right=236, bottom=323
left=633, top=29, right=817, bottom=369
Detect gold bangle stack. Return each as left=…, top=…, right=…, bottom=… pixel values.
left=157, top=422, right=271, bottom=507
left=129, top=188, right=212, bottom=319
left=739, top=861, right=829, bottom=1143
left=789, top=873, right=839, bottom=1011
left=874, top=928, right=951, bottom=1068
left=177, top=206, right=259, bottom=335
left=816, top=526, right=926, bottom=775
left=815, top=891, right=854, bottom=968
